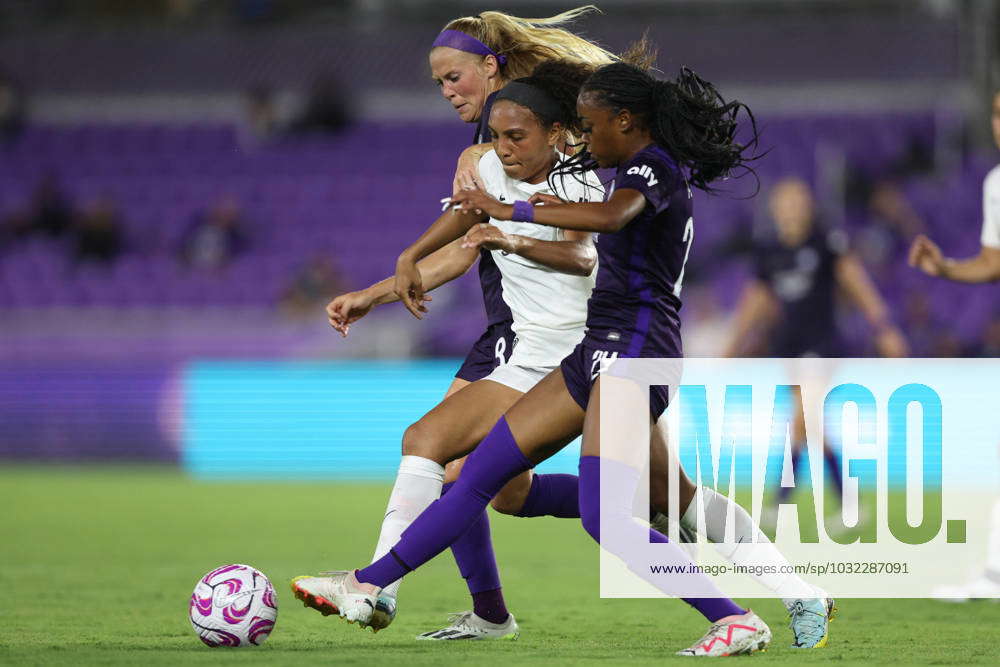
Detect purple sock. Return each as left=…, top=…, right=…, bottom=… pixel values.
left=578, top=456, right=745, bottom=623
left=471, top=588, right=508, bottom=625
left=776, top=445, right=806, bottom=503
left=823, top=447, right=844, bottom=501
left=441, top=482, right=508, bottom=624
left=357, top=417, right=532, bottom=588
left=516, top=474, right=580, bottom=518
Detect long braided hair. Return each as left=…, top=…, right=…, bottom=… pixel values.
left=550, top=47, right=760, bottom=195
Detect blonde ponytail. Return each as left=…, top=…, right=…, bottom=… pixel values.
left=440, top=5, right=617, bottom=81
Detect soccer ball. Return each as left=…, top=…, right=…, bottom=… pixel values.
left=189, top=564, right=278, bottom=647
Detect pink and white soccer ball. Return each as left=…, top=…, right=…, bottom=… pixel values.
left=189, top=564, right=278, bottom=647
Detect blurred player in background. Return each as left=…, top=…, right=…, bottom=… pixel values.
left=909, top=90, right=1000, bottom=601
left=323, top=9, right=617, bottom=639
left=908, top=90, right=1000, bottom=284
left=725, top=177, right=908, bottom=522
left=304, top=57, right=790, bottom=657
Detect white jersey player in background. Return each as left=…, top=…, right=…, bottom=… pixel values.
left=909, top=91, right=1000, bottom=284
left=909, top=89, right=1000, bottom=601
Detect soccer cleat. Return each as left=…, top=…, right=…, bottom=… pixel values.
left=290, top=571, right=377, bottom=627
left=368, top=595, right=397, bottom=632
left=932, top=574, right=1000, bottom=603
left=788, top=596, right=834, bottom=648
left=675, top=609, right=771, bottom=657
left=415, top=611, right=519, bottom=641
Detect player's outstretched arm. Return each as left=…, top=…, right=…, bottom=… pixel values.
left=722, top=280, right=778, bottom=357
left=460, top=223, right=596, bottom=276
left=327, top=239, right=478, bottom=335
left=395, top=207, right=488, bottom=317
left=908, top=234, right=1000, bottom=283
left=835, top=253, right=909, bottom=357
left=451, top=187, right=647, bottom=233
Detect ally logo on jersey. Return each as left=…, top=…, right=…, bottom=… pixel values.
left=625, top=164, right=659, bottom=187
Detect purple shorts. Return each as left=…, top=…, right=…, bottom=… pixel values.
left=559, top=333, right=674, bottom=419
left=455, top=321, right=516, bottom=383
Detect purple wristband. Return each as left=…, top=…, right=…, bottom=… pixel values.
left=512, top=200, right=534, bottom=223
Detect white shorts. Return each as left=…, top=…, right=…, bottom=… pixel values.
left=481, top=363, right=555, bottom=394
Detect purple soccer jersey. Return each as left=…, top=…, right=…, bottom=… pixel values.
left=585, top=144, right=691, bottom=356
left=473, top=90, right=500, bottom=145
left=455, top=319, right=515, bottom=382
left=560, top=144, right=692, bottom=416
left=753, top=227, right=847, bottom=356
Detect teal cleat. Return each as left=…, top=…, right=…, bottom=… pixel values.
left=788, top=597, right=834, bottom=648
left=369, top=595, right=397, bottom=633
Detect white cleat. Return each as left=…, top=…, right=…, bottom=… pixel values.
left=416, top=611, right=519, bottom=641
left=676, top=609, right=771, bottom=657
left=290, top=570, right=378, bottom=628
left=932, top=574, right=1000, bottom=603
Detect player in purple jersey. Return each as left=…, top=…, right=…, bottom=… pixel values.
left=430, top=7, right=615, bottom=193
left=429, top=8, right=615, bottom=420
left=726, top=178, right=908, bottom=360
left=308, top=57, right=783, bottom=656
left=724, top=178, right=908, bottom=525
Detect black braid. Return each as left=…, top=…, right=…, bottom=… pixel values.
left=552, top=61, right=761, bottom=194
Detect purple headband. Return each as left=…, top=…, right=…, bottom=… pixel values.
left=431, top=29, right=507, bottom=66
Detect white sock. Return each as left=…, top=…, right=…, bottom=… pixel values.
left=986, top=497, right=1000, bottom=575
left=371, top=455, right=445, bottom=600
left=681, top=486, right=818, bottom=609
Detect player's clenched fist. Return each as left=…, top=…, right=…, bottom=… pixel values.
left=326, top=290, right=375, bottom=337
left=908, top=234, right=946, bottom=276
left=461, top=223, right=522, bottom=254
left=393, top=257, right=429, bottom=319
left=451, top=187, right=511, bottom=219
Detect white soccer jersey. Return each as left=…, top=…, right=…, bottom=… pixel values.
left=478, top=150, right=604, bottom=368
left=982, top=165, right=1000, bottom=249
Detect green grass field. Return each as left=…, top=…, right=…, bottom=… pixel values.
left=2, top=465, right=997, bottom=665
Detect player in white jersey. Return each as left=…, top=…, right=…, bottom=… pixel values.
left=909, top=90, right=1000, bottom=601
left=475, top=148, right=598, bottom=374
left=309, top=61, right=602, bottom=638
left=342, top=9, right=617, bottom=638
left=909, top=91, right=1000, bottom=283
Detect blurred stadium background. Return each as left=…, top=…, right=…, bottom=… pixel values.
left=0, top=0, right=998, bottom=473
left=3, top=2, right=1000, bottom=662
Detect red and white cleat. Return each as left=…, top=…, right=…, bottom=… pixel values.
left=675, top=609, right=771, bottom=657
left=291, top=570, right=378, bottom=628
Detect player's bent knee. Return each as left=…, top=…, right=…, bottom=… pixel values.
left=401, top=420, right=440, bottom=460
left=490, top=474, right=532, bottom=515
left=490, top=492, right=524, bottom=515
left=580, top=508, right=601, bottom=543
left=650, top=476, right=670, bottom=515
